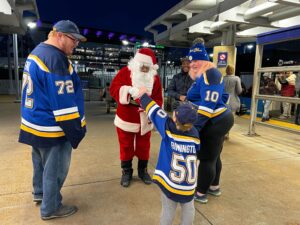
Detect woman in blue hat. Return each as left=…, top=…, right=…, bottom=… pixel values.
left=186, top=38, right=234, bottom=204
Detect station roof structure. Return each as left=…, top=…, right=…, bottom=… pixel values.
left=144, top=0, right=300, bottom=47
left=0, top=0, right=39, bottom=34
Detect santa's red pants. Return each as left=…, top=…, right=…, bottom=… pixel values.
left=116, top=127, right=151, bottom=161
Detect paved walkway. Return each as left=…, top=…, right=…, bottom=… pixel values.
left=0, top=97, right=299, bottom=225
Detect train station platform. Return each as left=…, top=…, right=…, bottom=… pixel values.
left=0, top=96, right=299, bottom=225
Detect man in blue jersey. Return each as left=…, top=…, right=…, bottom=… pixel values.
left=131, top=86, right=200, bottom=225
left=19, top=20, right=87, bottom=220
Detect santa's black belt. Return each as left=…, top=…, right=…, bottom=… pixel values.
left=129, top=98, right=140, bottom=107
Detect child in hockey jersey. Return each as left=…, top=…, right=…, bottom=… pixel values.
left=135, top=87, right=200, bottom=225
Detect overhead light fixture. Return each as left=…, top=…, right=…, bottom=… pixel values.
left=142, top=42, right=149, bottom=47
left=122, top=40, right=129, bottom=45
left=27, top=22, right=37, bottom=29
left=0, top=0, right=12, bottom=15
left=247, top=44, right=254, bottom=49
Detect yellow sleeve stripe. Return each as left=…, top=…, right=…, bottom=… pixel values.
left=68, top=63, right=74, bottom=74
left=203, top=72, right=209, bottom=85
left=145, top=100, right=156, bottom=114
left=81, top=119, right=86, bottom=127
left=165, top=130, right=200, bottom=144
left=20, top=124, right=65, bottom=138
left=28, top=54, right=50, bottom=73
left=55, top=112, right=80, bottom=122
left=153, top=175, right=195, bottom=196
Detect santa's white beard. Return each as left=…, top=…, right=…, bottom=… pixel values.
left=128, top=59, right=156, bottom=95
left=131, top=71, right=154, bottom=95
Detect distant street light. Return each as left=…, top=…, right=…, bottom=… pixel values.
left=122, top=40, right=129, bottom=45
left=142, top=42, right=149, bottom=47
left=27, top=22, right=37, bottom=29
left=247, top=44, right=254, bottom=50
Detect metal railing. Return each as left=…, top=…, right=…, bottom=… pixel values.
left=248, top=44, right=300, bottom=135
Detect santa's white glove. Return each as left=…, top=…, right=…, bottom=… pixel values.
left=128, top=87, right=139, bottom=99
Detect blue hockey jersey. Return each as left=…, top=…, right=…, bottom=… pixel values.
left=19, top=43, right=86, bottom=149
left=187, top=67, right=230, bottom=131
left=140, top=94, right=200, bottom=203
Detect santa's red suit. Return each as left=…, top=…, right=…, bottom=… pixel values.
left=110, top=48, right=163, bottom=186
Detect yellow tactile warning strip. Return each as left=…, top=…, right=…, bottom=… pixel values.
left=241, top=115, right=300, bottom=131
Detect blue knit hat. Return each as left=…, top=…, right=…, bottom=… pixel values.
left=188, top=43, right=209, bottom=61
left=175, top=103, right=198, bottom=125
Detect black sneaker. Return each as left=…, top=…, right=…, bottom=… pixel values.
left=41, top=205, right=78, bottom=220
left=261, top=117, right=269, bottom=122
left=194, top=193, right=208, bottom=204
left=120, top=169, right=133, bottom=187
left=138, top=169, right=152, bottom=185
left=33, top=196, right=42, bottom=204
left=208, top=188, right=222, bottom=197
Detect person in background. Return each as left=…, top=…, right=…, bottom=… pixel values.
left=224, top=65, right=242, bottom=113
left=260, top=73, right=278, bottom=122
left=186, top=38, right=234, bottom=204
left=278, top=71, right=296, bottom=119
left=19, top=20, right=87, bottom=220
left=168, top=57, right=194, bottom=109
left=223, top=65, right=242, bottom=139
left=103, top=82, right=114, bottom=113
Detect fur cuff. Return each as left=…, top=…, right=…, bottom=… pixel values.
left=119, top=86, right=132, bottom=104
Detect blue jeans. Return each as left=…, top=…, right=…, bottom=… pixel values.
left=262, top=100, right=272, bottom=119
left=32, top=141, right=72, bottom=217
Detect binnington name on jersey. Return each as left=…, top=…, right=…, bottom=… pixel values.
left=170, top=141, right=196, bottom=154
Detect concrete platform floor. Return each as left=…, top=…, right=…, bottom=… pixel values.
left=0, top=96, right=300, bottom=225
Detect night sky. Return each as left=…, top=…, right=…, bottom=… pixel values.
left=36, top=0, right=180, bottom=37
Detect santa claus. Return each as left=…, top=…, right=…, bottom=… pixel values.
left=110, top=48, right=163, bottom=187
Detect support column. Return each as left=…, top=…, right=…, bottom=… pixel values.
left=248, top=44, right=263, bottom=136
left=7, top=35, right=14, bottom=94
left=212, top=25, right=237, bottom=76
left=13, top=33, right=21, bottom=101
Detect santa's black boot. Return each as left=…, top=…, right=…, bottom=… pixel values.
left=121, top=160, right=133, bottom=188
left=138, top=160, right=152, bottom=185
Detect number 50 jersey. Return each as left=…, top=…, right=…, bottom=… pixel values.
left=19, top=43, right=86, bottom=149
left=140, top=94, right=200, bottom=203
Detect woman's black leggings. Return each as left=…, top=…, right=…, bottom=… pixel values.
left=196, top=112, right=234, bottom=194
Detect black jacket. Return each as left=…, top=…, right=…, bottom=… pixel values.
left=168, top=71, right=194, bottom=100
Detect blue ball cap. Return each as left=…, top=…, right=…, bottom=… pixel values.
left=188, top=43, right=209, bottom=61
left=53, top=20, right=87, bottom=42
left=175, top=103, right=198, bottom=125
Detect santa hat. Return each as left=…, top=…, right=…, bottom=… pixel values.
left=133, top=48, right=159, bottom=70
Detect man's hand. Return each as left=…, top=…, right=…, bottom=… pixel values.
left=179, top=95, right=186, bottom=101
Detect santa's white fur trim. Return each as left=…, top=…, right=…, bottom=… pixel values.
left=134, top=52, right=153, bottom=65
left=119, top=85, right=131, bottom=104
left=140, top=111, right=153, bottom=135
left=114, top=115, right=140, bottom=133
left=153, top=64, right=159, bottom=71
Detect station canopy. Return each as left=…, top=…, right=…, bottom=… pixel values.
left=144, top=0, right=300, bottom=47
left=0, top=0, right=39, bottom=34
